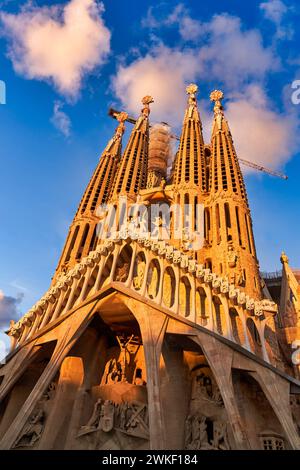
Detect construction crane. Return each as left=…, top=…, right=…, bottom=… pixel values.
left=108, top=108, right=288, bottom=181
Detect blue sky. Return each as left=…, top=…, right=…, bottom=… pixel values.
left=0, top=0, right=299, bottom=354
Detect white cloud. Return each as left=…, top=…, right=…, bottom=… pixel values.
left=113, top=9, right=297, bottom=172
left=225, top=85, right=298, bottom=171
left=112, top=45, right=199, bottom=126
left=142, top=3, right=202, bottom=41
left=113, top=13, right=278, bottom=122
left=51, top=101, right=71, bottom=136
left=260, top=0, right=287, bottom=24
left=198, top=14, right=279, bottom=88
left=0, top=0, right=111, bottom=98
left=260, top=0, right=292, bottom=39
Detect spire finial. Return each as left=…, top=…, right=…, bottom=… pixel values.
left=141, top=95, right=154, bottom=118
left=103, top=111, right=127, bottom=155
left=116, top=111, right=128, bottom=124
left=210, top=89, right=224, bottom=115
left=280, top=251, right=289, bottom=265
left=113, top=111, right=128, bottom=140
left=186, top=83, right=198, bottom=96
left=186, top=83, right=198, bottom=106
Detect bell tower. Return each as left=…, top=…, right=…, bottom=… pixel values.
left=205, top=90, right=261, bottom=298
left=52, top=111, right=127, bottom=283
left=170, top=84, right=208, bottom=255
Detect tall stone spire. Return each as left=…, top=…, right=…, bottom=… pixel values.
left=52, top=112, right=127, bottom=282
left=206, top=90, right=261, bottom=298
left=209, top=90, right=247, bottom=201
left=110, top=95, right=153, bottom=199
left=172, top=84, right=206, bottom=191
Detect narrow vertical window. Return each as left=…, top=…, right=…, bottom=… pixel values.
left=235, top=206, right=242, bottom=246
left=76, top=224, right=90, bottom=260
left=245, top=214, right=253, bottom=254
left=65, top=225, right=79, bottom=263
left=216, top=203, right=221, bottom=243
left=224, top=202, right=232, bottom=241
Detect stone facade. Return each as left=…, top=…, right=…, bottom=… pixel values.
left=0, top=85, right=299, bottom=450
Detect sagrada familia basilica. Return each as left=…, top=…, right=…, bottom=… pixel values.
left=0, top=84, right=299, bottom=450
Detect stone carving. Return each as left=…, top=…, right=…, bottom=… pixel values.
left=13, top=409, right=45, bottom=448
left=196, top=264, right=205, bottom=279
left=192, top=371, right=223, bottom=406
left=115, top=262, right=130, bottom=282
left=116, top=334, right=134, bottom=383
left=185, top=414, right=230, bottom=450
left=227, top=244, right=237, bottom=268
left=211, top=420, right=230, bottom=450
left=78, top=398, right=104, bottom=436
left=105, top=358, right=122, bottom=384
left=185, top=414, right=212, bottom=450
left=13, top=381, right=56, bottom=448
left=78, top=400, right=149, bottom=440
left=133, top=259, right=145, bottom=290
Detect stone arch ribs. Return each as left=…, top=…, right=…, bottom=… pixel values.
left=123, top=298, right=169, bottom=450
left=7, top=237, right=279, bottom=366
left=247, top=369, right=300, bottom=449
left=0, top=298, right=101, bottom=450
left=189, top=332, right=251, bottom=450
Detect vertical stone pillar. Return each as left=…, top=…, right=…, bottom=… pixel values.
left=249, top=369, right=300, bottom=450
left=38, top=356, right=84, bottom=449
left=124, top=299, right=168, bottom=450
left=192, top=333, right=251, bottom=449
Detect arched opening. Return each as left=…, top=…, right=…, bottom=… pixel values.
left=100, top=254, right=113, bottom=288
left=212, top=296, right=226, bottom=336
left=179, top=276, right=191, bottom=317
left=88, top=226, right=98, bottom=253
left=204, top=208, right=211, bottom=245
left=246, top=318, right=262, bottom=357
left=76, top=224, right=90, bottom=260
left=0, top=341, right=57, bottom=440
left=114, top=244, right=133, bottom=283
left=68, top=277, right=85, bottom=311
left=147, top=259, right=161, bottom=299
left=215, top=204, right=221, bottom=243
left=159, top=334, right=232, bottom=449
left=163, top=267, right=176, bottom=308
left=54, top=286, right=71, bottom=319
left=229, top=308, right=245, bottom=345
left=83, top=265, right=99, bottom=300
left=232, top=370, right=289, bottom=449
left=64, top=225, right=79, bottom=263
left=204, top=259, right=212, bottom=270
left=195, top=287, right=209, bottom=326
left=224, top=203, right=232, bottom=242
left=132, top=252, right=146, bottom=291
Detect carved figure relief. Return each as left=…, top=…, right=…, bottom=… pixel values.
left=227, top=244, right=245, bottom=287
left=133, top=258, right=145, bottom=290
left=115, top=262, right=130, bottom=282
left=13, top=381, right=57, bottom=448
left=78, top=400, right=149, bottom=441
left=184, top=414, right=230, bottom=450
left=13, top=408, right=45, bottom=448
left=191, top=371, right=223, bottom=406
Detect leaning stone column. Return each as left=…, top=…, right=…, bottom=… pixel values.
left=38, top=356, right=84, bottom=449
left=191, top=332, right=251, bottom=449
left=123, top=298, right=168, bottom=450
